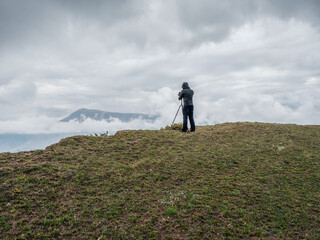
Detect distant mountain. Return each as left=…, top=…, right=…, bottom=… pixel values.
left=60, top=108, right=158, bottom=123
left=0, top=109, right=158, bottom=153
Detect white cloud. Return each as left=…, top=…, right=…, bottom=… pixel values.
left=1, top=0, right=320, bottom=133
left=0, top=115, right=165, bottom=135
left=306, top=77, right=320, bottom=86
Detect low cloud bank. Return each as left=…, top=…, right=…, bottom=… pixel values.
left=0, top=85, right=319, bottom=135
left=0, top=116, right=164, bottom=135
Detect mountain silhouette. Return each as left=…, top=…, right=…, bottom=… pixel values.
left=60, top=108, right=158, bottom=122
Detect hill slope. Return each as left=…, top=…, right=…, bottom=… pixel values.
left=1, top=122, right=320, bottom=239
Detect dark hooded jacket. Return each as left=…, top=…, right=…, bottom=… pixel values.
left=178, top=82, right=194, bottom=106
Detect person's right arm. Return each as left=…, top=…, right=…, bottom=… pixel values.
left=178, top=90, right=184, bottom=100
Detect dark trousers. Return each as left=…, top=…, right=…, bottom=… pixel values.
left=182, top=105, right=195, bottom=132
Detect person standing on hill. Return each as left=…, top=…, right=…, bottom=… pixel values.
left=178, top=82, right=195, bottom=132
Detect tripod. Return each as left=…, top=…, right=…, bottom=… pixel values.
left=172, top=100, right=183, bottom=125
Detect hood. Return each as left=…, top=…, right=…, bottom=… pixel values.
left=182, top=82, right=190, bottom=89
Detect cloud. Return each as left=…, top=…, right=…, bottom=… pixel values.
left=0, top=0, right=146, bottom=48
left=0, top=83, right=318, bottom=135
left=0, top=79, right=37, bottom=120
left=306, top=77, right=320, bottom=86
left=0, top=115, right=164, bottom=135
left=0, top=0, right=320, bottom=133
left=1, top=0, right=320, bottom=52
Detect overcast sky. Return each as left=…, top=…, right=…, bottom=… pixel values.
left=1, top=0, right=320, bottom=134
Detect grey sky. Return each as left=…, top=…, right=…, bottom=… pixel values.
left=1, top=0, right=320, bottom=133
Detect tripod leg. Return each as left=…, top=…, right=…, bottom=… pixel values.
left=172, top=105, right=182, bottom=125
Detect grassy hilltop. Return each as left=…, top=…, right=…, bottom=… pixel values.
left=1, top=122, right=320, bottom=239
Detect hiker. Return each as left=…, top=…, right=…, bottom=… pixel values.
left=178, top=82, right=195, bottom=132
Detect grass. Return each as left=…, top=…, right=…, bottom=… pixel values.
left=0, top=122, right=320, bottom=239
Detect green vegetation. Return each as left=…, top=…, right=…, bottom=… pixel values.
left=1, top=122, right=320, bottom=239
